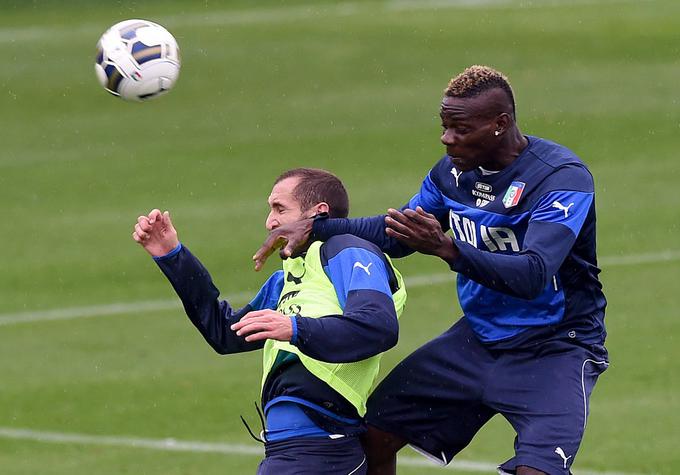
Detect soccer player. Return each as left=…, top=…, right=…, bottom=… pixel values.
left=132, top=168, right=406, bottom=475
left=253, top=66, right=609, bottom=475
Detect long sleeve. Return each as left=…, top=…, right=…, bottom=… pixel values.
left=154, top=244, right=284, bottom=354
left=312, top=171, right=451, bottom=258
left=312, top=215, right=412, bottom=257
left=291, top=236, right=399, bottom=363
left=451, top=189, right=594, bottom=300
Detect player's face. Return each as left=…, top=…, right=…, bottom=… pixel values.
left=266, top=177, right=310, bottom=231
left=440, top=95, right=500, bottom=171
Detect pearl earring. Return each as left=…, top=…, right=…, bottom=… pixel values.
left=494, top=130, right=501, bottom=136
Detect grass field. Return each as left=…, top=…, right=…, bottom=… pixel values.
left=1, top=0, right=679, bottom=473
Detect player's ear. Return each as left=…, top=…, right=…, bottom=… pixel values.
left=314, top=202, right=329, bottom=216
left=494, top=112, right=512, bottom=134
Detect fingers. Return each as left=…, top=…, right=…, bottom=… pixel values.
left=385, top=226, right=410, bottom=243
left=253, top=235, right=286, bottom=271
left=148, top=209, right=162, bottom=225
left=230, top=313, right=276, bottom=341
left=385, top=209, right=417, bottom=236
left=137, top=215, right=150, bottom=229
left=134, top=222, right=150, bottom=240
left=230, top=310, right=270, bottom=331
left=232, top=318, right=271, bottom=336
left=281, top=236, right=298, bottom=258
left=415, top=206, right=437, bottom=220
left=134, top=209, right=174, bottom=242
left=402, top=207, right=436, bottom=224
left=253, top=220, right=313, bottom=271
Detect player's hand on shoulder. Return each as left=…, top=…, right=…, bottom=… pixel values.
left=132, top=209, right=180, bottom=257
left=253, top=218, right=314, bottom=271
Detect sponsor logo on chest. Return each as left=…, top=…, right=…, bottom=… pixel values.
left=470, top=181, right=496, bottom=208
left=471, top=182, right=496, bottom=207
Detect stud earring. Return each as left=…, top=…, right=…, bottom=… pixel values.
left=494, top=130, right=501, bottom=136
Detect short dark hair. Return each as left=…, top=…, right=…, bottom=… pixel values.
left=444, top=65, right=516, bottom=119
left=274, top=168, right=349, bottom=218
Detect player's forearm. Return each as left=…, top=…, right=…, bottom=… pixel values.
left=313, top=215, right=415, bottom=258
left=154, top=245, right=263, bottom=354
left=450, top=219, right=580, bottom=300
left=292, top=290, right=398, bottom=363
left=451, top=241, right=548, bottom=300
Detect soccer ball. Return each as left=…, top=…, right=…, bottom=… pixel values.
left=95, top=19, right=180, bottom=101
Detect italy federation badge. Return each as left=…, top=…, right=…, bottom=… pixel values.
left=502, top=181, right=525, bottom=208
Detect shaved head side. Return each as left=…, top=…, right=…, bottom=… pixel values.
left=274, top=168, right=349, bottom=219
left=445, top=65, right=517, bottom=119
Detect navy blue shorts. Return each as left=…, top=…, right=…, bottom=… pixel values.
left=257, top=436, right=366, bottom=475
left=366, top=318, right=608, bottom=474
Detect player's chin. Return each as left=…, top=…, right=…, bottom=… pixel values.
left=450, top=156, right=476, bottom=172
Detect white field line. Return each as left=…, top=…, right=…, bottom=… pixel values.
left=0, top=274, right=454, bottom=327
left=0, top=249, right=677, bottom=327
left=389, top=0, right=653, bottom=9
left=0, top=0, right=656, bottom=44
left=0, top=427, right=649, bottom=475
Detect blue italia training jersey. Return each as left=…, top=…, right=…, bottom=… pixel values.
left=314, top=136, right=607, bottom=347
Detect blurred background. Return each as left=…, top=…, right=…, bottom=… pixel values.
left=1, top=0, right=679, bottom=473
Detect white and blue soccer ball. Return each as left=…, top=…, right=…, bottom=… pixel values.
left=95, top=19, right=181, bottom=101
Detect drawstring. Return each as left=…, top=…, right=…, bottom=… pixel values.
left=240, top=401, right=266, bottom=444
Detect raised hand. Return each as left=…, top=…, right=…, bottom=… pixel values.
left=252, top=218, right=314, bottom=271
left=385, top=206, right=459, bottom=263
left=132, top=209, right=180, bottom=257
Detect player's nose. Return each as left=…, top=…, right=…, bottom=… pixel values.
left=441, top=128, right=455, bottom=146
left=266, top=213, right=278, bottom=231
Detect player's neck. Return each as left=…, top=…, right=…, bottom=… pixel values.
left=485, top=129, right=528, bottom=171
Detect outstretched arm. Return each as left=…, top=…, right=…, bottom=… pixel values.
left=383, top=188, right=596, bottom=300
left=252, top=167, right=450, bottom=270
left=133, top=209, right=268, bottom=354
left=252, top=212, right=420, bottom=271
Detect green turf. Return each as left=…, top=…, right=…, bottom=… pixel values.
left=1, top=0, right=679, bottom=473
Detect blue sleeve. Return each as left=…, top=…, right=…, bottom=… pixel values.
left=451, top=189, right=594, bottom=299
left=312, top=215, right=412, bottom=257
left=311, top=170, right=448, bottom=258
left=249, top=270, right=285, bottom=311
left=154, top=245, right=282, bottom=354
left=291, top=237, right=399, bottom=363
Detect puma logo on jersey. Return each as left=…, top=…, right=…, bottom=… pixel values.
left=554, top=447, right=572, bottom=469
left=552, top=200, right=574, bottom=217
left=353, top=261, right=372, bottom=275
left=450, top=167, right=462, bottom=187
